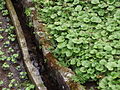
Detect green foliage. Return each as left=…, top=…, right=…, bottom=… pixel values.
left=0, top=0, right=5, bottom=11
left=25, top=84, right=35, bottom=90
left=2, top=62, right=10, bottom=70
left=2, top=88, right=10, bottom=90
left=0, top=80, right=3, bottom=85
left=20, top=72, right=27, bottom=79
left=25, top=8, right=33, bottom=27
left=91, top=0, right=100, bottom=4
left=35, top=0, right=120, bottom=89
left=25, top=8, right=31, bottom=16
left=99, top=75, right=120, bottom=90
left=2, top=10, right=8, bottom=16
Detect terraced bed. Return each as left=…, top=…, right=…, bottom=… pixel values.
left=0, top=0, right=34, bottom=89
left=31, top=0, right=120, bottom=90
left=1, top=0, right=120, bottom=90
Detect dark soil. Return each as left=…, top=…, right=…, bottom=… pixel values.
left=83, top=81, right=98, bottom=90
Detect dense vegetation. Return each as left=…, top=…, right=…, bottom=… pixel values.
left=34, top=0, right=120, bottom=89
left=0, top=0, right=34, bottom=89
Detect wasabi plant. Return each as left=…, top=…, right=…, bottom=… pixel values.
left=20, top=72, right=27, bottom=79
left=25, top=8, right=31, bottom=17
left=25, top=8, right=33, bottom=27
left=7, top=72, right=13, bottom=79
left=34, top=0, right=120, bottom=89
left=25, top=84, right=35, bottom=90
left=2, top=88, right=10, bottom=90
left=0, top=35, right=3, bottom=39
left=0, top=80, right=3, bottom=86
left=2, top=10, right=8, bottom=16
left=0, top=50, right=4, bottom=56
left=2, top=62, right=10, bottom=70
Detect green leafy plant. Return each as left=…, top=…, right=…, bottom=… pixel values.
left=99, top=75, right=120, bottom=90
left=25, top=84, right=35, bottom=90
left=2, top=62, right=10, bottom=70
left=20, top=72, right=27, bottom=79
left=0, top=50, right=4, bottom=56
left=2, top=10, right=8, bottom=16
left=4, top=41, right=10, bottom=47
left=0, top=35, right=3, bottom=40
left=0, top=80, right=3, bottom=85
left=2, top=88, right=10, bottom=90
left=25, top=8, right=32, bottom=16
left=7, top=72, right=13, bottom=79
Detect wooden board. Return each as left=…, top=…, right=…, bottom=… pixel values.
left=5, top=0, right=47, bottom=90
